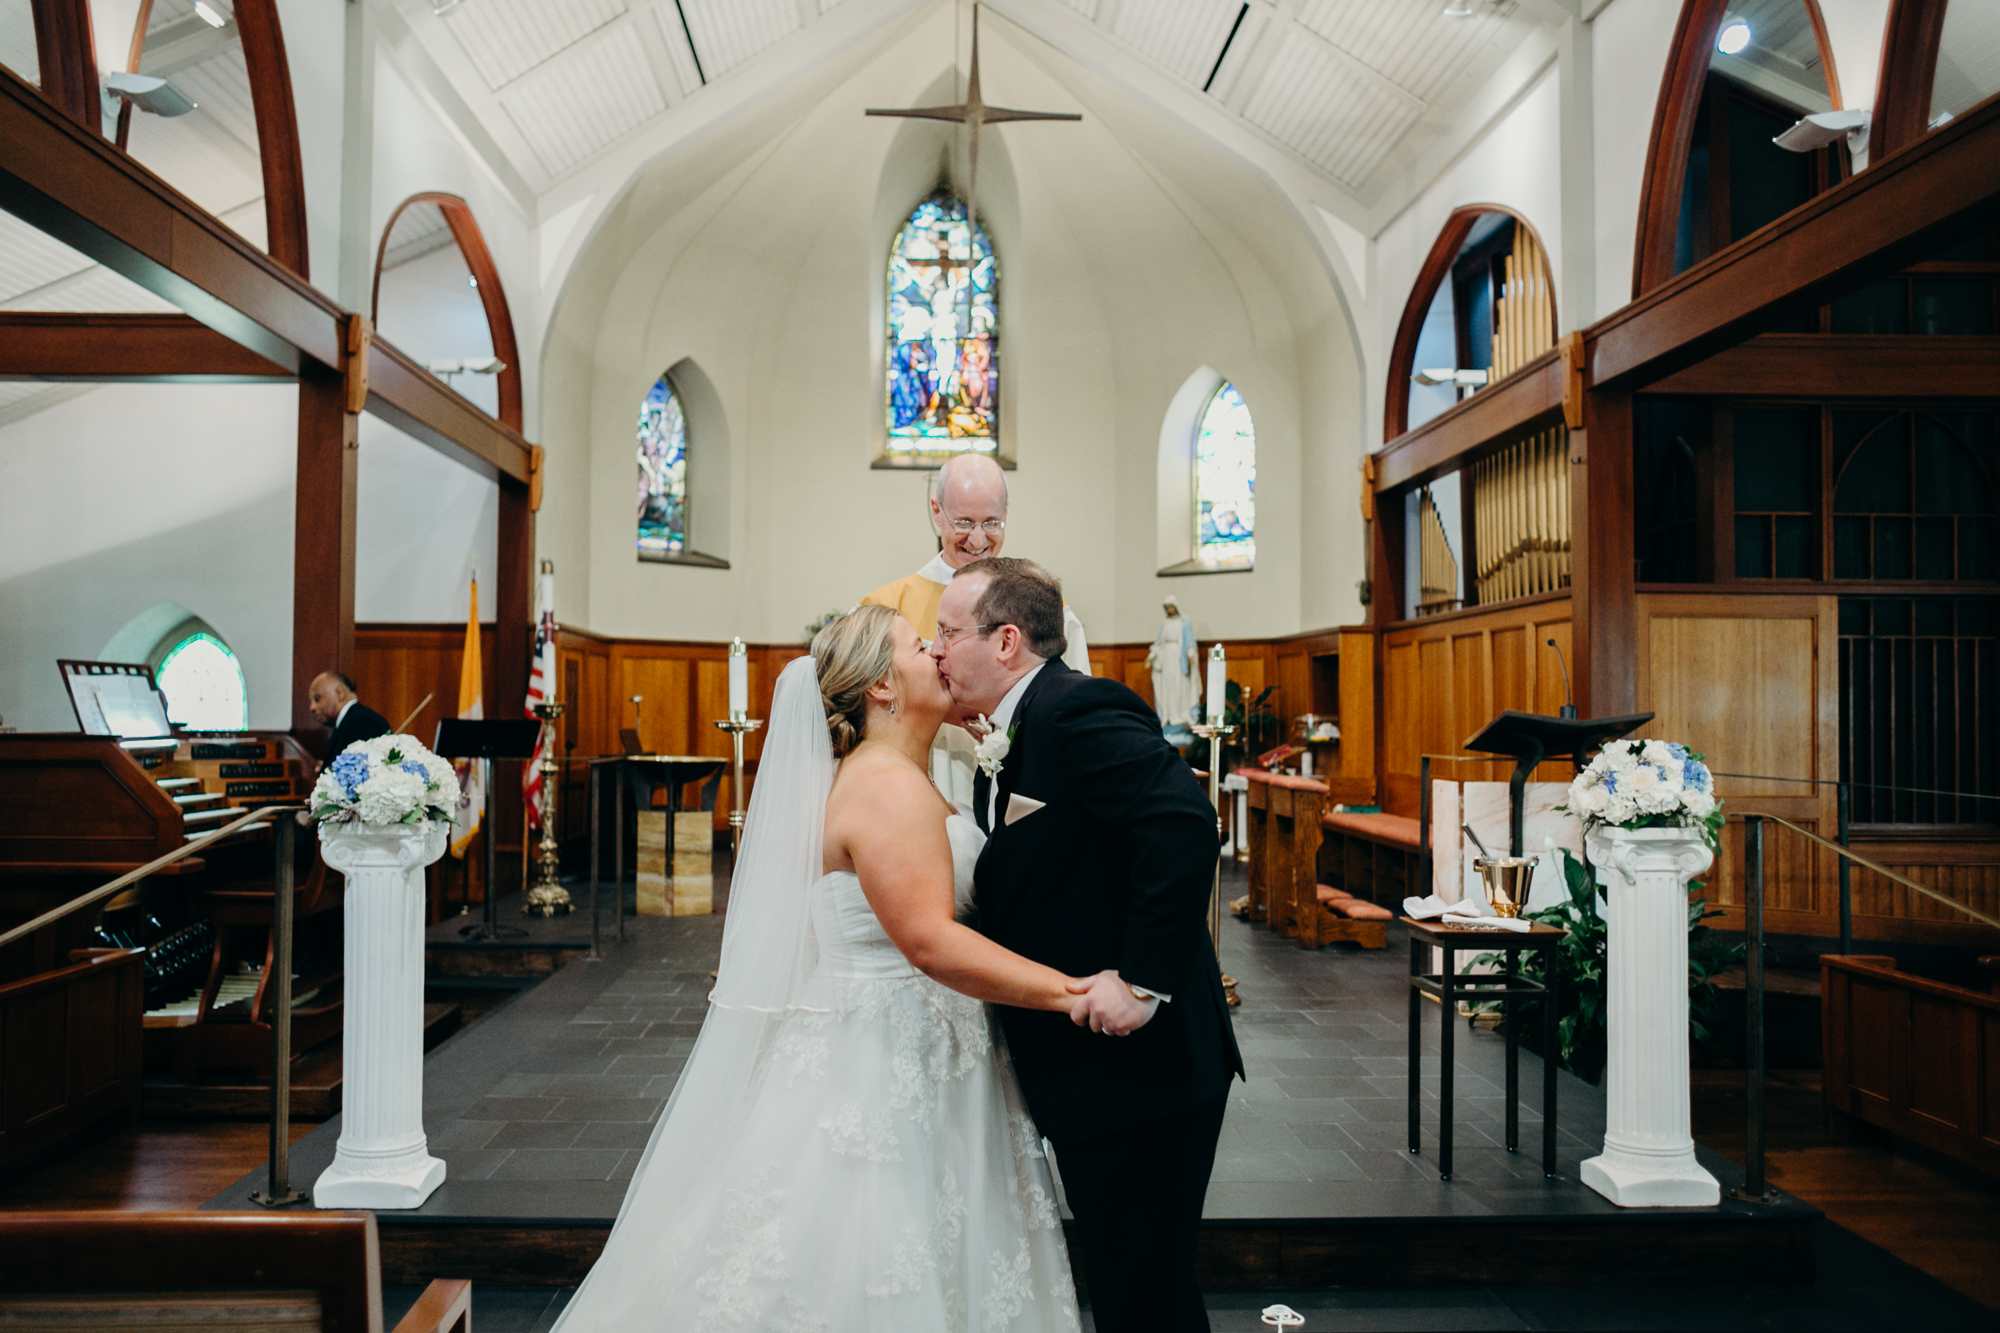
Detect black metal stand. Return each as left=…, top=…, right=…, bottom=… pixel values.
left=461, top=763, right=525, bottom=941
left=1406, top=917, right=1565, bottom=1179
left=1461, top=711, right=1655, bottom=855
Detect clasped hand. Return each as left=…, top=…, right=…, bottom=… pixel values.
left=1065, top=969, right=1157, bottom=1037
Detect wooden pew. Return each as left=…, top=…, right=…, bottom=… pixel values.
left=0, top=1211, right=469, bottom=1333
left=1317, top=810, right=1424, bottom=912
left=0, top=947, right=144, bottom=1171
left=1240, top=770, right=1389, bottom=949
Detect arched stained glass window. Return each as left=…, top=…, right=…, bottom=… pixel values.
left=157, top=632, right=248, bottom=731
left=1195, top=382, right=1256, bottom=566
left=637, top=374, right=688, bottom=560
left=885, top=189, right=998, bottom=456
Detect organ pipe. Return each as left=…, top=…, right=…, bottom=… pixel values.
left=1470, top=428, right=1570, bottom=606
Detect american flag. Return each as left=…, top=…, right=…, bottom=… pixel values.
left=523, top=566, right=556, bottom=829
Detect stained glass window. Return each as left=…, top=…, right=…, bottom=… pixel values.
left=637, top=373, right=687, bottom=560
left=885, top=189, right=998, bottom=455
left=157, top=632, right=247, bottom=731
left=1195, top=381, right=1256, bottom=565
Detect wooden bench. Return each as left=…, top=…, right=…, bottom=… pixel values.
left=1318, top=811, right=1424, bottom=911
left=0, top=1211, right=470, bottom=1333
left=1239, top=770, right=1389, bottom=949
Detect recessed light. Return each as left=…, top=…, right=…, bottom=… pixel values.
left=1717, top=20, right=1751, bottom=55
left=192, top=1, right=226, bottom=28
left=1441, top=0, right=1475, bottom=15
left=468, top=275, right=478, bottom=288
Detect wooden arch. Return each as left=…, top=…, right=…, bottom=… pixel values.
left=370, top=193, right=524, bottom=433
left=1383, top=204, right=1557, bottom=443
left=27, top=0, right=310, bottom=276
left=1872, top=0, right=1950, bottom=161
left=1632, top=0, right=1850, bottom=297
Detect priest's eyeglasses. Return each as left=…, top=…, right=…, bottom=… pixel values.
left=943, top=517, right=1006, bottom=536
left=933, top=622, right=1000, bottom=645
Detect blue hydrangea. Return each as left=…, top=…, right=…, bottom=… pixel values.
left=1683, top=758, right=1708, bottom=790
left=330, top=752, right=370, bottom=800
left=401, top=760, right=430, bottom=781
left=1603, top=772, right=1619, bottom=794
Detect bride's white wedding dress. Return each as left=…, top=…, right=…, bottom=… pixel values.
left=553, top=728, right=1081, bottom=1333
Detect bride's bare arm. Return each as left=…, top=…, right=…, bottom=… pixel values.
left=828, top=760, right=1074, bottom=1013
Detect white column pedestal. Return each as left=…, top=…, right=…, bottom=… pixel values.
left=1580, top=826, right=1720, bottom=1207
left=314, top=821, right=450, bottom=1209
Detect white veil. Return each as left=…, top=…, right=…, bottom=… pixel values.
left=552, top=655, right=834, bottom=1331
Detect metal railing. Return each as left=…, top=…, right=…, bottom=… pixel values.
left=1736, top=807, right=1997, bottom=1203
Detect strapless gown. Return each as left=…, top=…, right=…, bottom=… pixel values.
left=553, top=814, right=1079, bottom=1332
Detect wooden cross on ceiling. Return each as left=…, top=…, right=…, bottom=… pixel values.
left=867, top=3, right=1082, bottom=245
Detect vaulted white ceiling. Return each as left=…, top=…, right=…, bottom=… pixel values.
left=398, top=0, right=1549, bottom=202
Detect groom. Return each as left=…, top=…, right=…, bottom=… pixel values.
left=931, top=557, right=1243, bottom=1333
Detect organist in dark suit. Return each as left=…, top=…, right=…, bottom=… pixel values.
left=310, top=671, right=391, bottom=768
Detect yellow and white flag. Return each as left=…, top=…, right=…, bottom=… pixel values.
left=450, top=578, right=485, bottom=857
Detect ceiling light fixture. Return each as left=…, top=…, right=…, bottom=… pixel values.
left=1441, top=0, right=1476, bottom=16
left=192, top=1, right=227, bottom=28
left=105, top=72, right=197, bottom=117
left=1413, top=368, right=1489, bottom=388
left=1773, top=108, right=1870, bottom=168
left=428, top=358, right=507, bottom=377
left=1716, top=19, right=1751, bottom=55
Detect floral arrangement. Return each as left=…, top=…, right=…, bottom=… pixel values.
left=967, top=714, right=1013, bottom=777
left=1563, top=739, right=1724, bottom=847
left=310, top=733, right=461, bottom=828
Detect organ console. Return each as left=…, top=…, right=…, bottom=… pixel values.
left=0, top=724, right=338, bottom=1094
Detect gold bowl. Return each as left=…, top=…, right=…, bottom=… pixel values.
left=1473, top=855, right=1537, bottom=919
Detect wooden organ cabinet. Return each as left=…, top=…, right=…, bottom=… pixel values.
left=0, top=731, right=337, bottom=1120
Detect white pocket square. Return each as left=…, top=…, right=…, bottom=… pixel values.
left=1004, top=793, right=1046, bottom=826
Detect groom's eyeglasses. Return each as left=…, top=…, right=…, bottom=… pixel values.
left=943, top=517, right=1006, bottom=536
left=933, top=622, right=999, bottom=646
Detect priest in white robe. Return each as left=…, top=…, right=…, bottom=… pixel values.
left=859, top=452, right=1089, bottom=804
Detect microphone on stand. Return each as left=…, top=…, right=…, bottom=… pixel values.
left=1548, top=639, right=1578, bottom=719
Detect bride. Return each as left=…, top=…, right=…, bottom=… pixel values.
left=552, top=604, right=1083, bottom=1331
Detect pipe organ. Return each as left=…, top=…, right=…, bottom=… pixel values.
left=1488, top=223, right=1554, bottom=381
left=1416, top=487, right=1461, bottom=616
left=1471, top=429, right=1571, bottom=604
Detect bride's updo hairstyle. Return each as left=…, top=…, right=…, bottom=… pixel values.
left=811, top=604, right=900, bottom=758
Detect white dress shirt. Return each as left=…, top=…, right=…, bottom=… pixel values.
left=334, top=698, right=356, bottom=728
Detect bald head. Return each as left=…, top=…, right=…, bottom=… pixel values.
left=307, top=671, right=357, bottom=726
left=931, top=453, right=1009, bottom=570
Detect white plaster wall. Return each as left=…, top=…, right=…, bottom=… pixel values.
left=0, top=383, right=296, bottom=732
left=375, top=242, right=500, bottom=420
left=1371, top=66, right=1565, bottom=447
left=538, top=10, right=1368, bottom=647
left=278, top=0, right=348, bottom=295
left=355, top=414, right=497, bottom=623
left=1591, top=0, right=1684, bottom=319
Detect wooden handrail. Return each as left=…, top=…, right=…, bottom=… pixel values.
left=1755, top=813, right=2000, bottom=931
left=0, top=804, right=301, bottom=951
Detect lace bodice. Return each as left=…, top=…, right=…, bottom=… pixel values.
left=812, top=813, right=984, bottom=980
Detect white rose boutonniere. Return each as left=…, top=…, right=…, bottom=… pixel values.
left=970, top=715, right=1013, bottom=778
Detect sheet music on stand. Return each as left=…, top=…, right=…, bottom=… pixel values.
left=58, top=660, right=175, bottom=743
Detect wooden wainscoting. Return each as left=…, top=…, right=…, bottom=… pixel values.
left=1635, top=593, right=1841, bottom=938
left=1844, top=837, right=2000, bottom=948
left=1380, top=595, right=1574, bottom=818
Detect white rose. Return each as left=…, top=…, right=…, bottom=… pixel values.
left=1627, top=767, right=1659, bottom=794
left=1683, top=789, right=1715, bottom=818
left=1641, top=739, right=1677, bottom=767
left=355, top=766, right=428, bottom=825
left=1605, top=744, right=1640, bottom=773
left=309, top=770, right=350, bottom=811
left=1576, top=785, right=1609, bottom=816
left=972, top=721, right=1012, bottom=778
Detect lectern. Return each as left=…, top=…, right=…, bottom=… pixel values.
left=1460, top=710, right=1654, bottom=855
left=434, top=718, right=543, bottom=940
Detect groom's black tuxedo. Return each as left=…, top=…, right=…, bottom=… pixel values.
left=973, top=659, right=1242, bottom=1332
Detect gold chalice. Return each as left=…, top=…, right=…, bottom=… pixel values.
left=1473, top=856, right=1537, bottom=919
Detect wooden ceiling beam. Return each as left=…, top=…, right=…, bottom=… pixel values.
left=0, top=312, right=290, bottom=380
left=1588, top=95, right=2000, bottom=392
left=0, top=65, right=534, bottom=484
left=1644, top=334, right=2000, bottom=398
left=1371, top=351, right=1564, bottom=494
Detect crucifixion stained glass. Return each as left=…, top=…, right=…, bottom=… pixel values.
left=636, top=374, right=687, bottom=560
left=885, top=189, right=998, bottom=454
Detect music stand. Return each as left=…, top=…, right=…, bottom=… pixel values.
left=1461, top=710, right=1654, bottom=855
left=435, top=718, right=544, bottom=941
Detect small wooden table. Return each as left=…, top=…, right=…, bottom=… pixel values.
left=1404, top=917, right=1567, bottom=1180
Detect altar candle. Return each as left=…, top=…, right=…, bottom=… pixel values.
left=1207, top=643, right=1227, bottom=723
left=728, top=639, right=748, bottom=716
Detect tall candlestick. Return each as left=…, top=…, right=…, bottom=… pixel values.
left=728, top=639, right=748, bottom=718
left=1206, top=643, right=1227, bottom=724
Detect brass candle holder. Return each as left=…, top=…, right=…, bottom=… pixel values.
left=523, top=701, right=574, bottom=917
left=713, top=715, right=763, bottom=859
left=1191, top=719, right=1240, bottom=1008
